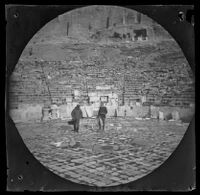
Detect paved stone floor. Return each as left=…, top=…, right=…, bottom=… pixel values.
left=16, top=118, right=189, bottom=187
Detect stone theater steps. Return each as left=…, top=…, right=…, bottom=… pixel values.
left=9, top=55, right=195, bottom=108
left=9, top=10, right=194, bottom=109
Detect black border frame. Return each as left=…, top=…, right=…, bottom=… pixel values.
left=5, top=4, right=196, bottom=192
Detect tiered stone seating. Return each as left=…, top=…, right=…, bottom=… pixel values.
left=9, top=40, right=195, bottom=111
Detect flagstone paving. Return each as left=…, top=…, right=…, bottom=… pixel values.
left=16, top=118, right=189, bottom=187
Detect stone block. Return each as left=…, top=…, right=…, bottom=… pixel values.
left=66, top=97, right=73, bottom=103
left=88, top=92, right=98, bottom=97
left=69, top=138, right=76, bottom=147
left=10, top=104, right=43, bottom=122
left=136, top=102, right=141, bottom=106
left=150, top=105, right=159, bottom=119
left=58, top=105, right=68, bottom=119
left=172, top=110, right=180, bottom=121
left=141, top=96, right=147, bottom=103
left=89, top=96, right=99, bottom=102
left=50, top=108, right=59, bottom=119
left=9, top=109, right=23, bottom=123
left=159, top=111, right=164, bottom=120
left=60, top=142, right=69, bottom=148
left=83, top=106, right=93, bottom=117
left=96, top=85, right=112, bottom=90
left=117, top=107, right=125, bottom=117
left=74, top=90, right=80, bottom=96
left=106, top=106, right=115, bottom=117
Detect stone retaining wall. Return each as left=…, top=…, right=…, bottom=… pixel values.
left=9, top=103, right=194, bottom=123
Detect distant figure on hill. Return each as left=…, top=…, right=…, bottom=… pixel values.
left=71, top=104, right=83, bottom=133
left=97, top=102, right=108, bottom=132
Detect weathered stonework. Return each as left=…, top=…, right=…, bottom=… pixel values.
left=8, top=6, right=195, bottom=122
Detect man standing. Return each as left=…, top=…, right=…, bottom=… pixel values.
left=97, top=102, right=108, bottom=132
left=71, top=104, right=83, bottom=132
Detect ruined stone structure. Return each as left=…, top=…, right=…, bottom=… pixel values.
left=8, top=6, right=195, bottom=122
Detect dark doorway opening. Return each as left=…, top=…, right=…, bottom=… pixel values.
left=134, top=29, right=147, bottom=40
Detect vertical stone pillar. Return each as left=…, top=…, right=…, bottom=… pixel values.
left=114, top=109, right=117, bottom=117
left=150, top=105, right=159, bottom=119
left=67, top=22, right=69, bottom=36
left=51, top=108, right=58, bottom=119
left=136, top=12, right=141, bottom=24
left=42, top=107, right=50, bottom=121
left=172, top=111, right=180, bottom=121
left=159, top=111, right=164, bottom=120
left=106, top=17, right=110, bottom=29
left=49, top=104, right=59, bottom=120
left=123, top=10, right=126, bottom=25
